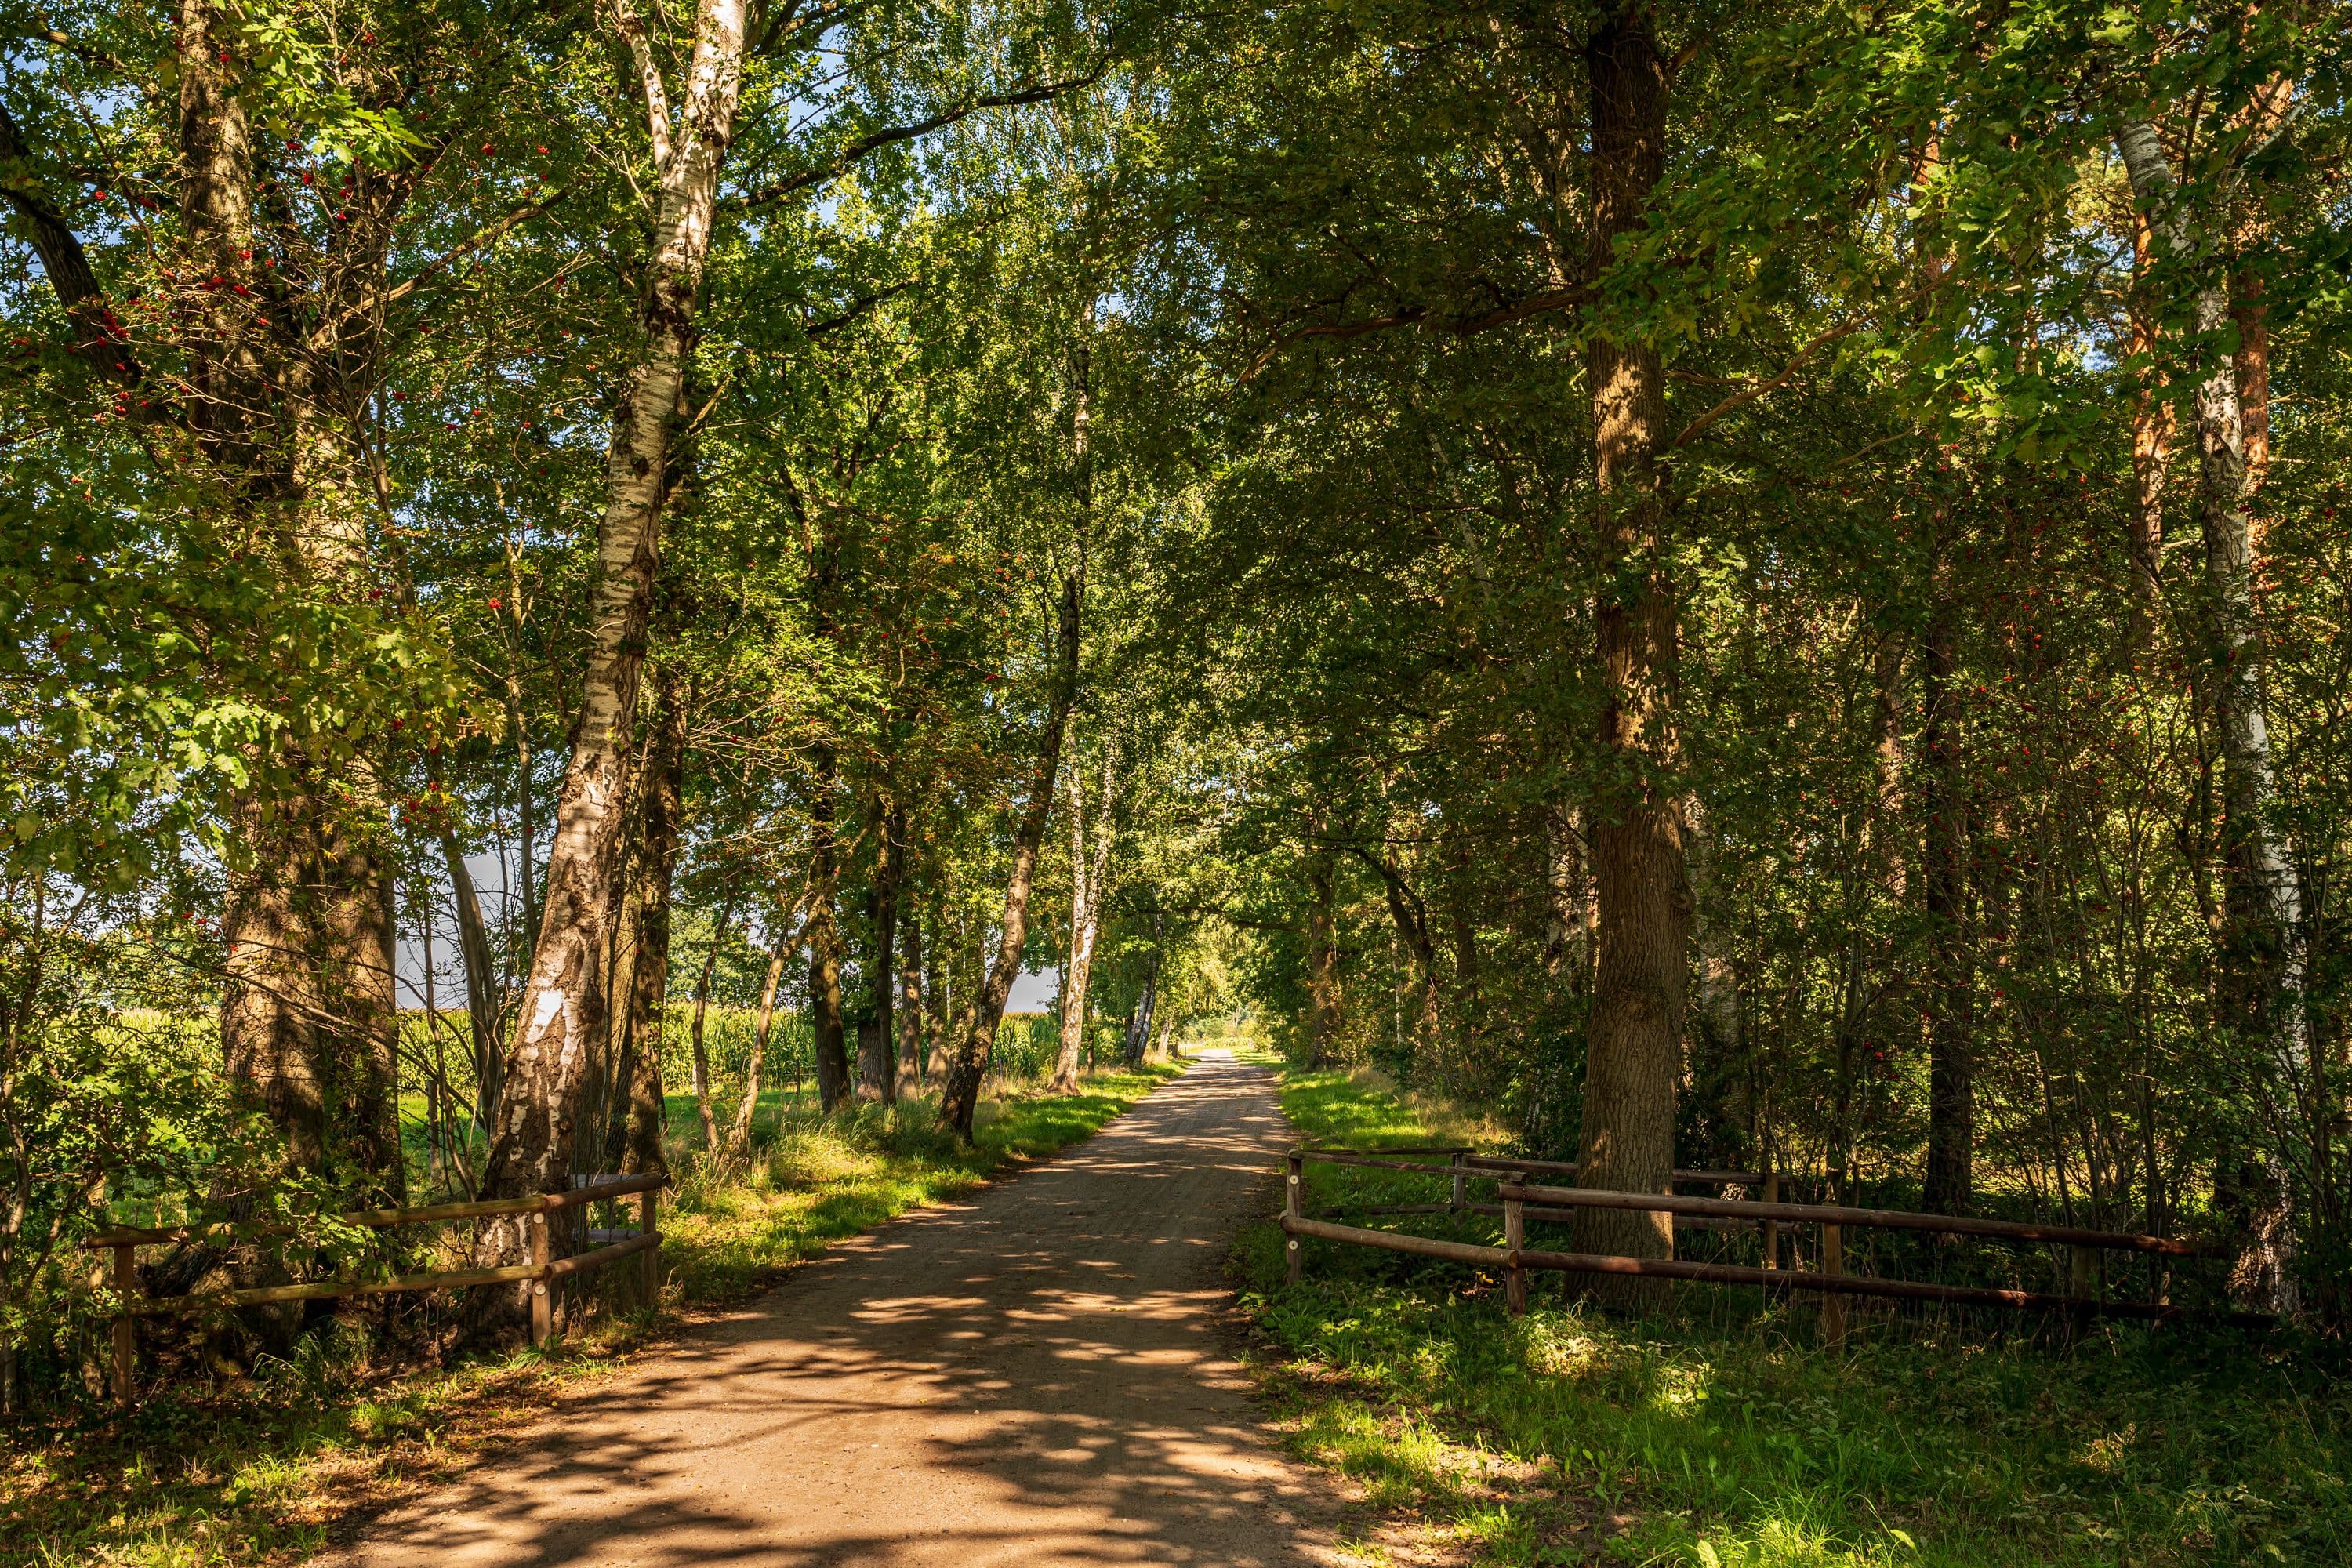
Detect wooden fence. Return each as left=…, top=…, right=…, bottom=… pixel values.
left=84, top=1173, right=666, bottom=1410
left=1279, top=1148, right=2274, bottom=1336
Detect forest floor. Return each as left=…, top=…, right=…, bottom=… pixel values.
left=1232, top=1056, right=2352, bottom=1567
left=0, top=1063, right=1178, bottom=1566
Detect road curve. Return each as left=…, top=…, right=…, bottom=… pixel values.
left=328, top=1051, right=1364, bottom=1567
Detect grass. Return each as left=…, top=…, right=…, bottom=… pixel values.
left=1, top=1064, right=1181, bottom=1566
left=1234, top=1056, right=2352, bottom=1567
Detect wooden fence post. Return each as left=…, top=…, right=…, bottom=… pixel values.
left=641, top=1187, right=662, bottom=1308
left=1504, top=1192, right=1526, bottom=1316
left=111, top=1242, right=136, bottom=1412
left=1761, top=1172, right=1780, bottom=1273
left=1450, top=1151, right=1467, bottom=1216
left=529, top=1210, right=551, bottom=1348
left=1285, top=1152, right=1305, bottom=1284
left=2068, top=1243, right=2095, bottom=1301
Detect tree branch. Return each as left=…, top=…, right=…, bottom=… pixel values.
left=733, top=71, right=1102, bottom=210
left=0, top=101, right=140, bottom=383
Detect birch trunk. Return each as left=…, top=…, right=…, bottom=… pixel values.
left=939, top=574, right=1083, bottom=1137
left=1574, top=0, right=1683, bottom=1292
left=2117, top=120, right=2302, bottom=1311
left=481, top=0, right=750, bottom=1253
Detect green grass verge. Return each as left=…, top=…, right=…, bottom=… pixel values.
left=1237, top=1061, right=2350, bottom=1567
left=2, top=1065, right=1181, bottom=1567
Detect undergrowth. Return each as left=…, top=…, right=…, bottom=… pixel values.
left=1237, top=1058, right=2350, bottom=1567
left=0, top=1065, right=1178, bottom=1566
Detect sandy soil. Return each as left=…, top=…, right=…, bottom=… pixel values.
left=326, top=1051, right=1370, bottom=1567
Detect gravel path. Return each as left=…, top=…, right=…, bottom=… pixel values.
left=332, top=1051, right=1365, bottom=1567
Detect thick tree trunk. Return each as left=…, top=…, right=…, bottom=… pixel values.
left=1574, top=0, right=1684, bottom=1290
left=1921, top=604, right=1975, bottom=1213
left=938, top=575, right=1083, bottom=1138
left=2118, top=121, right=2302, bottom=1312
left=178, top=0, right=405, bottom=1205
left=861, top=804, right=905, bottom=1104
left=481, top=0, right=749, bottom=1268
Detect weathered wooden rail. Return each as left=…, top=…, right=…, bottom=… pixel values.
left=1279, top=1149, right=2271, bottom=1336
left=85, top=1173, right=666, bottom=1410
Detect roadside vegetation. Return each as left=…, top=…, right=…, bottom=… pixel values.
left=1236, top=1057, right=2352, bottom=1568
left=0, top=1065, right=1176, bottom=1568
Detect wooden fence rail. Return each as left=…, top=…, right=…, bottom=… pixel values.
left=1279, top=1149, right=2270, bottom=1337
left=84, top=1173, right=666, bottom=1410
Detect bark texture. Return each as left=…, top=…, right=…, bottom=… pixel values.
left=1573, top=0, right=1684, bottom=1289
left=483, top=0, right=750, bottom=1255
left=2118, top=120, right=2302, bottom=1312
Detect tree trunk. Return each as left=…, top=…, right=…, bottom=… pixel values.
left=861, top=804, right=905, bottom=1103
left=808, top=746, right=852, bottom=1112
left=898, top=869, right=927, bottom=1096
left=1123, top=950, right=1160, bottom=1065
left=1365, top=850, right=1444, bottom=1051
left=732, top=920, right=803, bottom=1153
left=2118, top=121, right=2302, bottom=1312
left=1053, top=747, right=1114, bottom=1091
left=939, top=574, right=1083, bottom=1137
left=2126, top=221, right=2172, bottom=633
left=1544, top=805, right=1592, bottom=989
left=614, top=670, right=688, bottom=1178
left=1574, top=0, right=1684, bottom=1290
left=481, top=0, right=750, bottom=1272
left=1921, top=601, right=1975, bottom=1214
left=688, top=901, right=735, bottom=1152
left=439, top=834, right=505, bottom=1139
left=1303, top=843, right=1341, bottom=1066
left=178, top=0, right=405, bottom=1206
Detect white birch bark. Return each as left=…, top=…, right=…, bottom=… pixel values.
left=485, top=0, right=750, bottom=1222
left=2117, top=118, right=2302, bottom=1312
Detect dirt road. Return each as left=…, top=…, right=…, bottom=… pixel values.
left=332, top=1051, right=1364, bottom=1567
